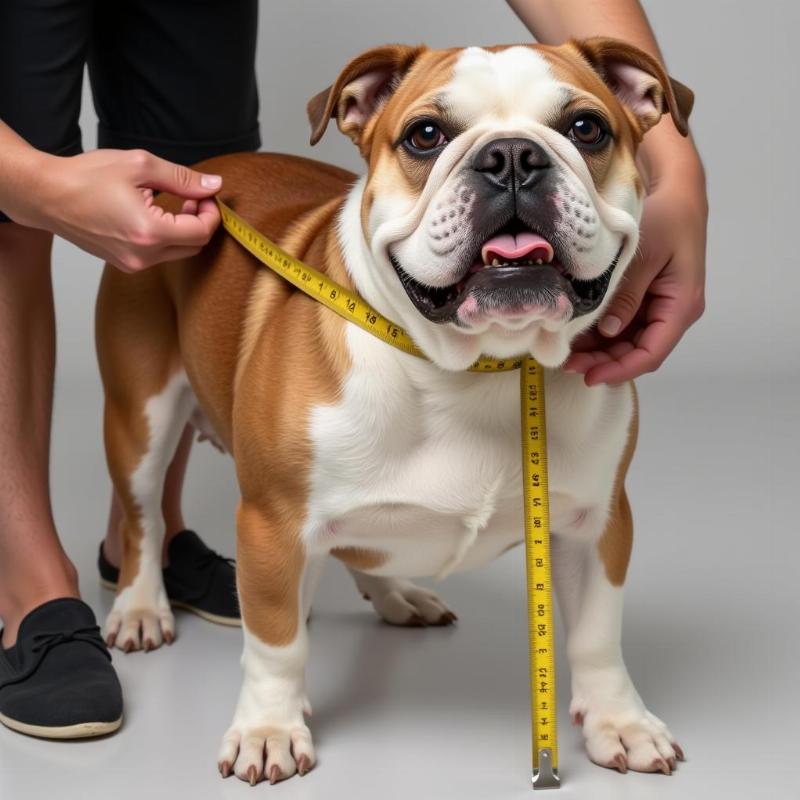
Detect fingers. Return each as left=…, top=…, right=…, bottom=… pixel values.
left=596, top=253, right=656, bottom=338
left=562, top=329, right=605, bottom=372
left=106, top=240, right=208, bottom=273
left=105, top=194, right=220, bottom=272
left=128, top=149, right=222, bottom=199
left=582, top=295, right=687, bottom=385
left=565, top=341, right=636, bottom=376
left=148, top=196, right=221, bottom=246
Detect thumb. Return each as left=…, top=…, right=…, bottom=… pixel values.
left=597, top=258, right=652, bottom=337
left=137, top=154, right=222, bottom=199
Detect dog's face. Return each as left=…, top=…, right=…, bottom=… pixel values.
left=309, top=41, right=693, bottom=368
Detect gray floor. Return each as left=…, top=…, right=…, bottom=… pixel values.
left=0, top=370, right=796, bottom=799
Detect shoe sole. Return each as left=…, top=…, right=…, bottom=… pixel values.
left=0, top=711, right=122, bottom=740
left=100, top=579, right=241, bottom=628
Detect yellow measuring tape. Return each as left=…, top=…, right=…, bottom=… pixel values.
left=217, top=198, right=560, bottom=789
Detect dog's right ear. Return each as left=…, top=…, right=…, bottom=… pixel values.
left=307, top=44, right=425, bottom=151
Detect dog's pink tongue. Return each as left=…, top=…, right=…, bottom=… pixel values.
left=481, top=232, right=554, bottom=264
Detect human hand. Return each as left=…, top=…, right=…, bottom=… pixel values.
left=564, top=165, right=707, bottom=385
left=16, top=148, right=223, bottom=272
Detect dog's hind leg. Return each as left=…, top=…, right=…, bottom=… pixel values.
left=97, top=270, right=194, bottom=651
left=102, top=370, right=194, bottom=651
left=348, top=570, right=458, bottom=627
left=218, top=501, right=316, bottom=785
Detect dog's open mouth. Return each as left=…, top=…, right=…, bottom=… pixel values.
left=390, top=221, right=621, bottom=324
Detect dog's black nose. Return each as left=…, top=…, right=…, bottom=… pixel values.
left=472, top=138, right=551, bottom=190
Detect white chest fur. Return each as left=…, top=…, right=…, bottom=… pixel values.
left=302, top=327, right=633, bottom=578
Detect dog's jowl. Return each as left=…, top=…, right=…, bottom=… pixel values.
left=96, top=39, right=693, bottom=783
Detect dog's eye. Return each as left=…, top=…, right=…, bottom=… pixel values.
left=405, top=121, right=448, bottom=152
left=568, top=115, right=609, bottom=148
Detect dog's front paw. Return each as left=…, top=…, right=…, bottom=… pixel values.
left=363, top=578, right=458, bottom=627
left=105, top=584, right=174, bottom=652
left=571, top=686, right=684, bottom=774
left=218, top=720, right=315, bottom=785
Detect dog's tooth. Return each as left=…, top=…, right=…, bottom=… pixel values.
left=536, top=258, right=543, bottom=265
left=492, top=258, right=499, bottom=267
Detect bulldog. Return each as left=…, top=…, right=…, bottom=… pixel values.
left=95, top=39, right=693, bottom=784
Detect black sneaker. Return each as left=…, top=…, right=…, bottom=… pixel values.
left=99, top=529, right=240, bottom=627
left=0, top=598, right=123, bottom=739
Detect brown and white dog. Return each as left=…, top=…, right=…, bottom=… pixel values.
left=96, top=39, right=693, bottom=783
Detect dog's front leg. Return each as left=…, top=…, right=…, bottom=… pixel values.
left=218, top=501, right=315, bottom=785
left=552, top=499, right=683, bottom=775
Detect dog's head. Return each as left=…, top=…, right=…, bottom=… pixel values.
left=309, top=40, right=693, bottom=368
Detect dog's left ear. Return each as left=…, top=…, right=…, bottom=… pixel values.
left=572, top=37, right=694, bottom=136
left=308, top=44, right=425, bottom=151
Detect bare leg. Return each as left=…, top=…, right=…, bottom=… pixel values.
left=102, top=423, right=193, bottom=568
left=0, top=225, right=79, bottom=647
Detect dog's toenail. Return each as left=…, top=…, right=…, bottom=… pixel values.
left=297, top=755, right=312, bottom=776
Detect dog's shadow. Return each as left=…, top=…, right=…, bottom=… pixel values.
left=306, top=569, right=532, bottom=743
left=306, top=554, right=708, bottom=747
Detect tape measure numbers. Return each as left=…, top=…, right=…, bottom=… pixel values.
left=217, top=198, right=560, bottom=789
left=521, top=360, right=559, bottom=788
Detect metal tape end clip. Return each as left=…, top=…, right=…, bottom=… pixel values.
left=532, top=748, right=560, bottom=790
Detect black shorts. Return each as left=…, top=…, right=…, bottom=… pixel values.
left=0, top=0, right=260, bottom=222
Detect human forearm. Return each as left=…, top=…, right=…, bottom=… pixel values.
left=506, top=0, right=704, bottom=186
left=0, top=118, right=225, bottom=271
left=507, top=0, right=707, bottom=383
left=507, top=0, right=662, bottom=49
left=0, top=119, right=52, bottom=227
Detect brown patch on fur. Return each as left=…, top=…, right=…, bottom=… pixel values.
left=165, top=154, right=356, bottom=452
left=202, top=156, right=355, bottom=646
left=331, top=547, right=388, bottom=571
left=357, top=49, right=464, bottom=238
left=96, top=267, right=183, bottom=589
left=596, top=383, right=638, bottom=585
left=304, top=46, right=468, bottom=239
left=238, top=195, right=348, bottom=387
left=307, top=44, right=426, bottom=150
left=101, top=406, right=147, bottom=590
left=237, top=502, right=306, bottom=646
left=570, top=38, right=693, bottom=135
left=538, top=45, right=642, bottom=195
left=97, top=153, right=356, bottom=643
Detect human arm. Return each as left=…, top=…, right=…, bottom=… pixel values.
left=0, top=119, right=224, bottom=272
left=506, top=0, right=707, bottom=384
